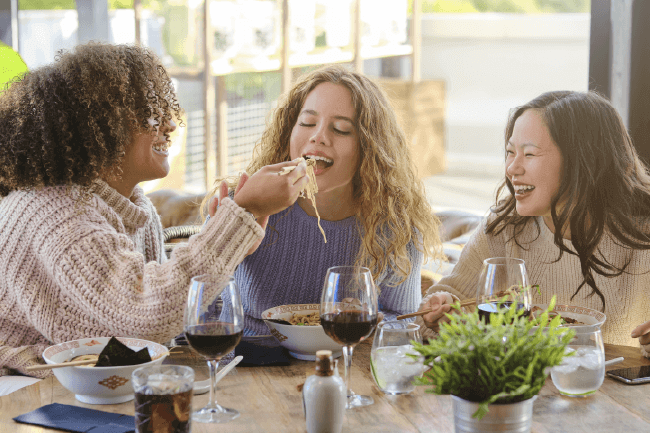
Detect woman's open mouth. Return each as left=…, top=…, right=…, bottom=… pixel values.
left=152, top=137, right=170, bottom=157
left=514, top=184, right=535, bottom=199
left=304, top=154, right=334, bottom=174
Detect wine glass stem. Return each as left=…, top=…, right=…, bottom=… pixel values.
left=342, top=345, right=354, bottom=398
left=207, top=359, right=220, bottom=409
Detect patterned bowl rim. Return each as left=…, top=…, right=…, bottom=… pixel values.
left=262, top=304, right=322, bottom=327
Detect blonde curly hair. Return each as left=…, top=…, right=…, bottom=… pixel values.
left=208, top=65, right=444, bottom=283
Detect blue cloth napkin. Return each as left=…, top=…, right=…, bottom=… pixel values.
left=173, top=334, right=291, bottom=366
left=235, top=335, right=291, bottom=366
left=13, top=403, right=135, bottom=433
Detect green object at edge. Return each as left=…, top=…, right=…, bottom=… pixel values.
left=0, top=42, right=29, bottom=90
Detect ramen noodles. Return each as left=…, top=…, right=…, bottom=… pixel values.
left=279, top=158, right=327, bottom=243
left=288, top=311, right=321, bottom=326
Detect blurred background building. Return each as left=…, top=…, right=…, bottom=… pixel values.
left=3, top=0, right=646, bottom=215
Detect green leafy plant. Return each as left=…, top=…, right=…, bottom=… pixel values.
left=412, top=295, right=574, bottom=420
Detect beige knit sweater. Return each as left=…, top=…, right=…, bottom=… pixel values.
left=417, top=214, right=650, bottom=353
left=0, top=181, right=264, bottom=378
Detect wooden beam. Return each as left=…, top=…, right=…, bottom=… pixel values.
left=592, top=0, right=650, bottom=165
left=411, top=0, right=421, bottom=83
left=203, top=0, right=216, bottom=190
left=627, top=0, right=650, bottom=165
left=281, top=0, right=291, bottom=94
left=588, top=0, right=611, bottom=97
left=609, top=0, right=634, bottom=126
left=216, top=75, right=228, bottom=177
left=353, top=0, right=363, bottom=73
left=134, top=0, right=142, bottom=45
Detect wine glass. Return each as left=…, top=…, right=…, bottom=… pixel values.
left=184, top=274, right=244, bottom=423
left=320, top=266, right=378, bottom=409
left=476, top=257, right=531, bottom=322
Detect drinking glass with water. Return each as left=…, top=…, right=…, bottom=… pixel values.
left=370, top=321, right=424, bottom=395
left=551, top=325, right=605, bottom=397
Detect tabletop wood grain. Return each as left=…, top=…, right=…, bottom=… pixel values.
left=2, top=339, right=650, bottom=433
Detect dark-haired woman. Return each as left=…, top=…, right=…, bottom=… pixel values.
left=416, top=91, right=650, bottom=354
left=0, top=42, right=309, bottom=378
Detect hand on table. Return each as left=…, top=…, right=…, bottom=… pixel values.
left=631, top=319, right=650, bottom=350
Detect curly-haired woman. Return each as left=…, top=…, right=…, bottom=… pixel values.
left=416, top=91, right=650, bottom=354
left=207, top=65, right=444, bottom=336
left=0, top=42, right=309, bottom=378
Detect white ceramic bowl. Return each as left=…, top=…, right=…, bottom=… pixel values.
left=42, top=337, right=168, bottom=404
left=531, top=304, right=606, bottom=327
left=262, top=304, right=344, bottom=360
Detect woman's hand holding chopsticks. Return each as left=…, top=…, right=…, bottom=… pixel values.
left=414, top=293, right=457, bottom=333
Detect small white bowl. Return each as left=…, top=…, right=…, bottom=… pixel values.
left=262, top=304, right=343, bottom=360
left=42, top=337, right=168, bottom=404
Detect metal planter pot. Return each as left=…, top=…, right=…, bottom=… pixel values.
left=452, top=395, right=536, bottom=433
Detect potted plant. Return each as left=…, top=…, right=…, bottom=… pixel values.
left=412, top=295, right=574, bottom=433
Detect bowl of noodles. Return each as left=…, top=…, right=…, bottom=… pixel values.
left=42, top=337, right=168, bottom=405
left=531, top=304, right=606, bottom=327
left=262, top=304, right=344, bottom=360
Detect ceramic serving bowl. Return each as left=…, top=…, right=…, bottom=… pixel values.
left=42, top=336, right=168, bottom=405
left=531, top=304, right=606, bottom=327
left=262, top=304, right=344, bottom=360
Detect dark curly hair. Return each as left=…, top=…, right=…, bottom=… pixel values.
left=487, top=91, right=650, bottom=310
left=0, top=42, right=183, bottom=197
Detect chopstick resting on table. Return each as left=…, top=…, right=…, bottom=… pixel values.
left=396, top=298, right=476, bottom=321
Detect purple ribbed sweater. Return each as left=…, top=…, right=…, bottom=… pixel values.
left=233, top=202, right=423, bottom=336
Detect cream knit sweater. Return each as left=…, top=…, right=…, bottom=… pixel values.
left=417, top=214, right=650, bottom=352
left=0, top=181, right=264, bottom=378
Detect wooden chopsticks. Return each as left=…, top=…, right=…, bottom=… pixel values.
left=25, top=359, right=98, bottom=372
left=25, top=348, right=180, bottom=372
left=396, top=298, right=476, bottom=321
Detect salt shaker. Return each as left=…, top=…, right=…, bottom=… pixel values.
left=302, top=350, right=346, bottom=433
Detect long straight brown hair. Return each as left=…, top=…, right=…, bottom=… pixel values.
left=487, top=91, right=650, bottom=310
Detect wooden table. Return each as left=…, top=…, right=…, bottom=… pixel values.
left=2, top=340, right=650, bottom=433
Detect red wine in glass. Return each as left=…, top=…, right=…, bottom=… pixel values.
left=476, top=258, right=531, bottom=324
left=321, top=311, right=378, bottom=346
left=477, top=302, right=530, bottom=323
left=183, top=275, right=244, bottom=423
left=320, top=266, right=378, bottom=409
left=185, top=323, right=242, bottom=359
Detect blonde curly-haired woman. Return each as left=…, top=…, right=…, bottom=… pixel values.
left=208, top=65, right=444, bottom=336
